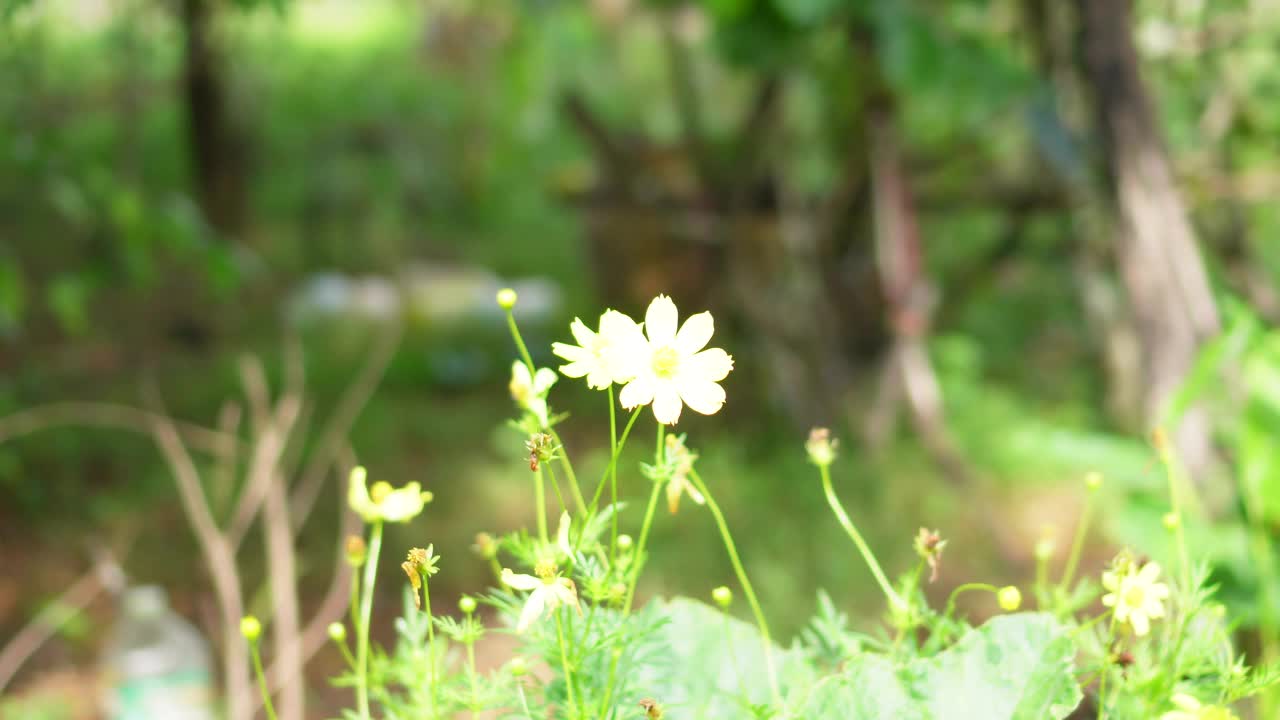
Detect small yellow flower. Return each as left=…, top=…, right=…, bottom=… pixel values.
left=510, top=361, right=558, bottom=428
left=618, top=295, right=733, bottom=425
left=502, top=564, right=581, bottom=633
left=997, top=586, right=1022, bottom=612
left=1102, top=559, right=1170, bottom=636
left=1159, top=693, right=1239, bottom=720
left=347, top=466, right=431, bottom=524
left=663, top=434, right=704, bottom=514
left=552, top=310, right=646, bottom=390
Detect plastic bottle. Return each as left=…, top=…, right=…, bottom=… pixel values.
left=101, top=586, right=215, bottom=720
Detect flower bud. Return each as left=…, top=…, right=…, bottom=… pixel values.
left=346, top=535, right=368, bottom=567
left=1163, top=512, right=1180, bottom=530
left=805, top=427, right=837, bottom=467
left=1034, top=527, right=1056, bottom=562
left=240, top=616, right=262, bottom=642
left=459, top=596, right=477, bottom=615
left=327, top=622, right=346, bottom=643
left=510, top=657, right=527, bottom=677
left=1085, top=472, right=1102, bottom=492
left=473, top=532, right=498, bottom=559
left=616, top=534, right=633, bottom=551
left=711, top=586, right=732, bottom=608
left=997, top=586, right=1022, bottom=612
left=497, top=288, right=518, bottom=310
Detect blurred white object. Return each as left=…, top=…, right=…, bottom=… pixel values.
left=101, top=586, right=214, bottom=720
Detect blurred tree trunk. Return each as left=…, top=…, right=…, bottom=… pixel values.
left=180, top=0, right=245, bottom=238
left=1075, top=0, right=1220, bottom=475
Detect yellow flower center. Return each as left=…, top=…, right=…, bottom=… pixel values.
left=370, top=481, right=392, bottom=504
left=535, top=560, right=557, bottom=581
left=510, top=379, right=530, bottom=404
left=651, top=346, right=680, bottom=378
left=1124, top=584, right=1146, bottom=608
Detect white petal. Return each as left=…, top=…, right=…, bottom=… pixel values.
left=585, top=367, right=613, bottom=390
left=557, top=512, right=572, bottom=557
left=1130, top=611, right=1149, bottom=636
left=511, top=361, right=531, bottom=388
left=645, top=295, right=678, bottom=345
left=552, top=342, right=590, bottom=363
left=652, top=383, right=683, bottom=424
left=599, top=309, right=642, bottom=338
left=686, top=482, right=705, bottom=505
left=569, top=317, right=595, bottom=348
left=1101, top=593, right=1117, bottom=607
left=619, top=375, right=656, bottom=409
left=502, top=570, right=540, bottom=591
left=674, top=311, right=714, bottom=355
left=677, top=379, right=726, bottom=416
left=685, top=348, right=733, bottom=382
left=533, top=368, right=558, bottom=393
left=558, top=360, right=592, bottom=379
left=517, top=589, right=547, bottom=633
left=1138, top=563, right=1162, bottom=583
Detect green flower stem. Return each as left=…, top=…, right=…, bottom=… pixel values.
left=349, top=570, right=360, bottom=629
left=534, top=466, right=549, bottom=544
left=1156, top=443, right=1193, bottom=592
left=555, top=609, right=580, bottom=718
left=1096, top=614, right=1117, bottom=720
left=608, top=386, right=619, bottom=562
left=720, top=608, right=743, bottom=689
left=516, top=680, right=534, bottom=720
left=942, top=582, right=1000, bottom=619
left=422, top=576, right=438, bottom=718
left=249, top=640, right=279, bottom=720
left=588, top=407, right=643, bottom=513
left=546, top=460, right=569, bottom=517
left=549, top=427, right=586, bottom=515
left=465, top=628, right=479, bottom=720
left=333, top=634, right=357, bottom=671
left=356, top=521, right=383, bottom=720
left=1059, top=490, right=1098, bottom=592
left=504, top=308, right=537, bottom=374
left=689, top=469, right=781, bottom=706
left=817, top=464, right=904, bottom=611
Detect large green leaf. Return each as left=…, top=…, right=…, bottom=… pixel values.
left=799, top=613, right=1081, bottom=720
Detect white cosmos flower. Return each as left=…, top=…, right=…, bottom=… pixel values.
left=551, top=310, right=646, bottom=390
left=347, top=466, right=432, bottom=524
left=509, top=361, right=558, bottom=428
left=1102, top=560, right=1170, bottom=637
left=502, top=562, right=581, bottom=633
left=618, top=295, right=733, bottom=425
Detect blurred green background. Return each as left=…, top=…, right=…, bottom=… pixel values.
left=3, top=0, right=1279, bottom=716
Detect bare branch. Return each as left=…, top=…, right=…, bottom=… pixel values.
left=0, top=402, right=238, bottom=457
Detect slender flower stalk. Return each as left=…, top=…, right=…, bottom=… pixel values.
left=460, top=597, right=480, bottom=720
left=621, top=423, right=666, bottom=615
left=549, top=426, right=586, bottom=514
left=423, top=576, right=438, bottom=716
left=356, top=521, right=383, bottom=720
left=689, top=469, right=781, bottom=705
left=555, top=609, right=579, bottom=718
left=817, top=463, right=904, bottom=611
left=534, top=466, right=549, bottom=544
left=247, top=634, right=279, bottom=720
left=608, top=385, right=619, bottom=561
left=1060, top=475, right=1101, bottom=592
left=943, top=582, right=1001, bottom=618
left=589, top=407, right=643, bottom=514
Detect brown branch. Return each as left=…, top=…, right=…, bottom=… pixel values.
left=0, top=402, right=238, bottom=456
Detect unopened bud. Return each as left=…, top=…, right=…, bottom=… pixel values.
left=327, top=622, right=346, bottom=643
left=1163, top=512, right=1180, bottom=530
left=473, top=532, right=498, bottom=559
left=346, top=535, right=368, bottom=567
left=711, top=586, right=732, bottom=608
left=497, top=288, right=518, bottom=310
left=459, top=596, right=477, bottom=615
left=510, top=657, right=527, bottom=677
left=997, top=586, right=1022, bottom=612
left=1085, top=472, right=1102, bottom=491
left=805, top=427, right=837, bottom=467
left=240, top=616, right=262, bottom=642
left=616, top=534, right=633, bottom=551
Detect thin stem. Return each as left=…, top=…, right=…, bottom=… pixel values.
left=943, top=582, right=1000, bottom=619
left=535, top=466, right=549, bottom=544
left=817, top=464, right=904, bottom=610
left=588, top=407, right=643, bottom=513
left=720, top=608, right=743, bottom=689
left=465, top=627, right=479, bottom=720
left=555, top=609, right=579, bottom=719
left=423, top=578, right=438, bottom=718
left=608, top=386, right=619, bottom=563
left=333, top=633, right=358, bottom=671
left=1096, top=614, right=1117, bottom=720
left=250, top=641, right=279, bottom=720
left=516, top=680, right=534, bottom=720
left=356, top=521, right=383, bottom=720
left=504, top=309, right=537, bottom=374
left=546, top=460, right=569, bottom=517
left=549, top=427, right=586, bottom=515
left=1159, top=448, right=1192, bottom=595
left=1060, top=491, right=1097, bottom=592
left=690, top=469, right=781, bottom=705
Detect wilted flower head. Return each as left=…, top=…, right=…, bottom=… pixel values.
left=663, top=434, right=704, bottom=514
left=345, top=535, right=367, bottom=567
left=402, top=545, right=441, bottom=610
left=348, top=466, right=432, bottom=524
left=806, top=428, right=837, bottom=467
left=473, top=532, right=499, bottom=559
left=913, top=528, right=947, bottom=583
left=639, top=698, right=664, bottom=719
left=552, top=310, right=646, bottom=390
left=526, top=432, right=558, bottom=472
left=1102, top=555, right=1169, bottom=636
left=618, top=295, right=733, bottom=425
left=509, top=361, right=558, bottom=429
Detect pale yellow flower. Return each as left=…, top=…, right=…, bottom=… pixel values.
left=618, top=295, right=733, bottom=425
left=552, top=310, right=646, bottom=390
left=502, top=562, right=581, bottom=633
left=510, top=361, right=558, bottom=428
left=347, top=466, right=431, bottom=524
left=1159, top=693, right=1239, bottom=720
left=1102, top=560, right=1170, bottom=636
